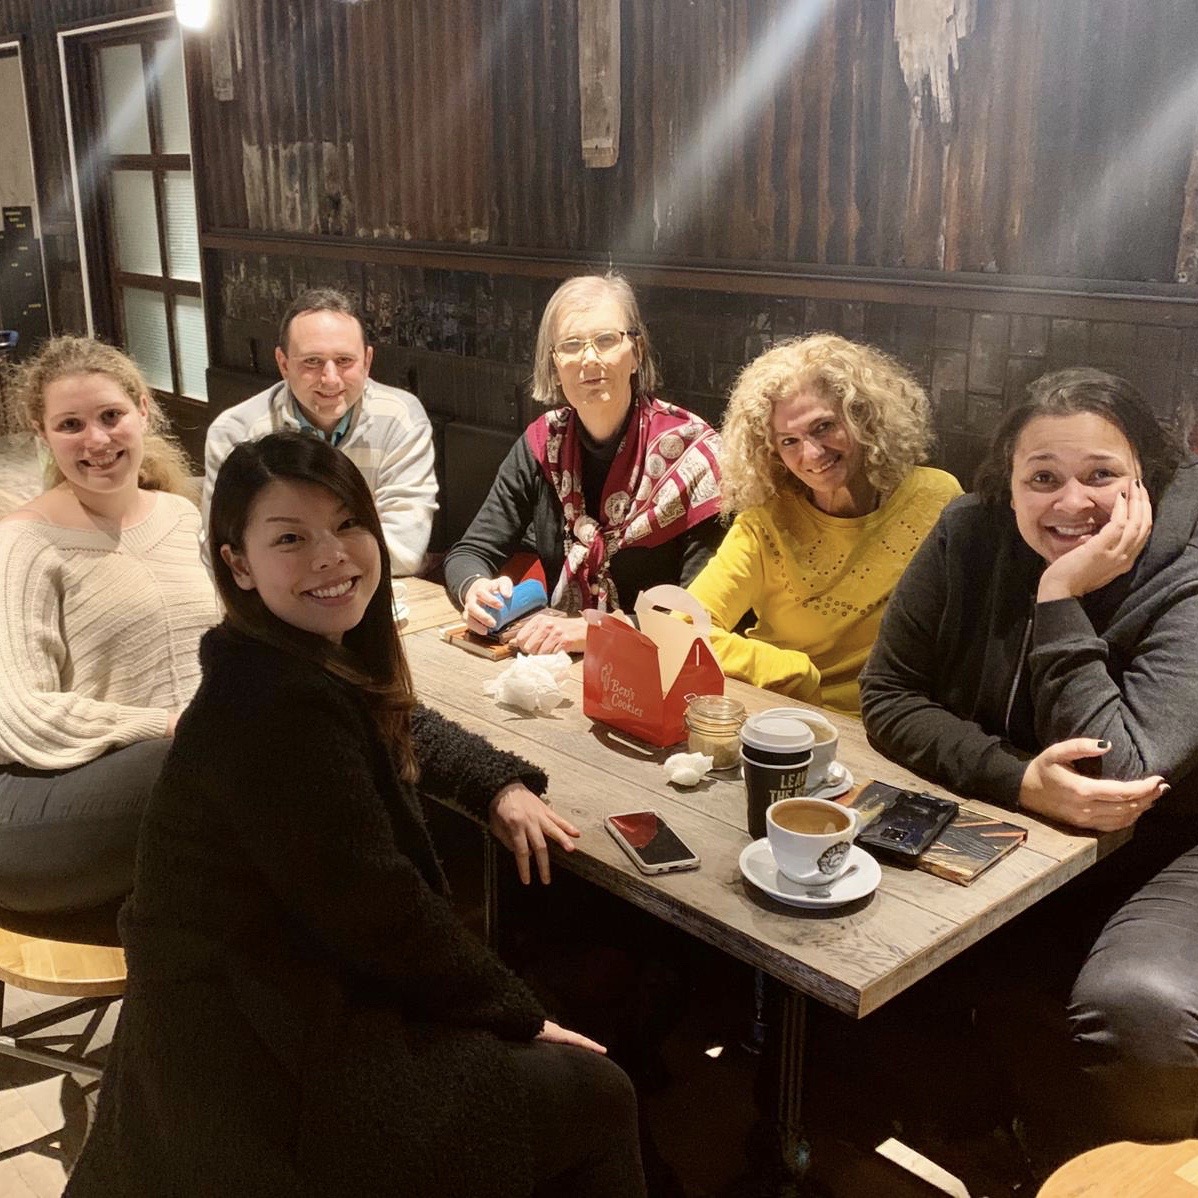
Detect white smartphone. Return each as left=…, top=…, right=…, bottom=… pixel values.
left=604, top=810, right=701, bottom=875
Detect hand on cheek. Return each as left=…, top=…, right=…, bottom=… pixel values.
left=1037, top=481, right=1153, bottom=602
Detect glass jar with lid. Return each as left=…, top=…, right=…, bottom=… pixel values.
left=684, top=695, right=747, bottom=770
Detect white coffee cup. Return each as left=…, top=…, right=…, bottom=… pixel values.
left=787, top=709, right=840, bottom=791
left=766, top=797, right=858, bottom=886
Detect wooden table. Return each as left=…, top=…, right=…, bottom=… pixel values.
left=398, top=596, right=1119, bottom=1018
left=395, top=576, right=462, bottom=635
left=397, top=579, right=1123, bottom=1174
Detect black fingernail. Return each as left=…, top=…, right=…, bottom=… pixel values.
left=1135, top=478, right=1142, bottom=489
left=1096, top=739, right=1111, bottom=749
left=1120, top=490, right=1127, bottom=500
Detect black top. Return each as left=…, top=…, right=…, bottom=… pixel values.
left=443, top=424, right=725, bottom=610
left=67, top=626, right=552, bottom=1198
left=860, top=459, right=1198, bottom=813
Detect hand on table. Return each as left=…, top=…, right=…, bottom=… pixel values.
left=536, top=1019, right=607, bottom=1054
left=1037, top=481, right=1153, bottom=602
left=463, top=576, right=513, bottom=634
left=1018, top=739, right=1167, bottom=831
left=510, top=614, right=587, bottom=655
left=488, top=782, right=580, bottom=884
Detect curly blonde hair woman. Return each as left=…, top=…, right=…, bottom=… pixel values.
left=0, top=336, right=217, bottom=914
left=688, top=333, right=961, bottom=715
left=719, top=334, right=934, bottom=515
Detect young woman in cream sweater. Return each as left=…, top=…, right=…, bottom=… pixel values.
left=0, top=337, right=218, bottom=913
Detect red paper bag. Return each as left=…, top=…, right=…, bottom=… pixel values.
left=583, top=585, right=724, bottom=747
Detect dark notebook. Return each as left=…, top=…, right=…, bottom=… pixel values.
left=839, top=782, right=1028, bottom=887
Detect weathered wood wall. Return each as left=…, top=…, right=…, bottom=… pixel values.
left=3, top=0, right=1198, bottom=514
left=186, top=0, right=1198, bottom=282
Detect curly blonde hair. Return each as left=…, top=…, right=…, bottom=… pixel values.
left=717, top=333, right=933, bottom=515
left=530, top=272, right=661, bottom=407
left=11, top=336, right=194, bottom=496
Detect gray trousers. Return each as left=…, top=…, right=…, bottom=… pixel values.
left=1070, top=842, right=1198, bottom=1143
left=0, top=738, right=172, bottom=914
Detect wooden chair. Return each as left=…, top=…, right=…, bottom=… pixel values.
left=0, top=915, right=126, bottom=1080
left=1038, top=1139, right=1198, bottom=1197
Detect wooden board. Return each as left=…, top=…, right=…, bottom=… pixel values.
left=403, top=631, right=1115, bottom=1017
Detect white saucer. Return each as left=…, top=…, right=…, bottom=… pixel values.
left=739, top=840, right=880, bottom=909
left=392, top=602, right=411, bottom=624
left=805, top=764, right=853, bottom=801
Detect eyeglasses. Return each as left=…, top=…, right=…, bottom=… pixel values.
left=551, top=329, right=638, bottom=362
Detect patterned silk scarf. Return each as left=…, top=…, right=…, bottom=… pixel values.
left=525, top=395, right=722, bottom=611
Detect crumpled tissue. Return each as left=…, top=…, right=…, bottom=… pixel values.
left=663, top=751, right=714, bottom=787
left=483, top=652, right=572, bottom=715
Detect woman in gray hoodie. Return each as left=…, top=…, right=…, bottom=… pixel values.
left=861, top=367, right=1198, bottom=1147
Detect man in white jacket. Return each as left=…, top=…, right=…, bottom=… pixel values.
left=202, top=288, right=437, bottom=576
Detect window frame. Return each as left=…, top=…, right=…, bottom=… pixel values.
left=63, top=15, right=208, bottom=405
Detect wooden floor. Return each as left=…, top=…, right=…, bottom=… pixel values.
left=0, top=984, right=117, bottom=1196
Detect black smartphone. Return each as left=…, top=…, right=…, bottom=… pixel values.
left=855, top=783, right=958, bottom=859
left=604, top=810, right=701, bottom=875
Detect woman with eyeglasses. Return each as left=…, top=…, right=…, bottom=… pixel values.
left=443, top=272, right=723, bottom=654
left=686, top=334, right=961, bottom=715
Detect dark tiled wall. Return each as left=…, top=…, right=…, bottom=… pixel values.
left=213, top=252, right=1198, bottom=496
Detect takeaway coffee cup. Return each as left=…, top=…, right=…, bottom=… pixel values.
left=766, top=797, right=859, bottom=886
left=759, top=708, right=840, bottom=792
left=740, top=710, right=816, bottom=839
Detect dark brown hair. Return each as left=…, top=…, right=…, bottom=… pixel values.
left=974, top=367, right=1184, bottom=507
left=277, top=288, right=368, bottom=355
left=209, top=430, right=417, bottom=780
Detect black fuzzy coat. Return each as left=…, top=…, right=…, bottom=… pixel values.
left=66, top=626, right=550, bottom=1197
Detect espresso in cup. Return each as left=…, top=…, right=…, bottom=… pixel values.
left=739, top=711, right=816, bottom=839
left=766, top=797, right=858, bottom=886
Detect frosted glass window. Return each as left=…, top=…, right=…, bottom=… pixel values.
left=123, top=288, right=172, bottom=392
left=163, top=172, right=200, bottom=281
left=111, top=170, right=161, bottom=277
left=175, top=295, right=208, bottom=400
left=154, top=35, right=190, bottom=155
left=99, top=45, right=151, bottom=155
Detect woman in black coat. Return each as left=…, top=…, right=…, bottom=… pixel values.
left=66, top=431, right=646, bottom=1198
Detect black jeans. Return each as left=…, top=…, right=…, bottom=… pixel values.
left=0, top=738, right=171, bottom=914
left=514, top=1040, right=647, bottom=1198
left=1069, top=841, right=1198, bottom=1143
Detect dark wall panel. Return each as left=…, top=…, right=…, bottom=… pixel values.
left=182, top=0, right=1198, bottom=283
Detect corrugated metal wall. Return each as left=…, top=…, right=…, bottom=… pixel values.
left=184, top=0, right=1198, bottom=283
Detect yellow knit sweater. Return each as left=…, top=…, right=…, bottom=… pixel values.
left=687, top=467, right=962, bottom=714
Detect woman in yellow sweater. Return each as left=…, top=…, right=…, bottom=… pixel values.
left=687, top=334, right=961, bottom=714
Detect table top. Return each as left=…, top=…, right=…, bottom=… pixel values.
left=395, top=576, right=466, bottom=634
left=398, top=579, right=1123, bottom=1019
